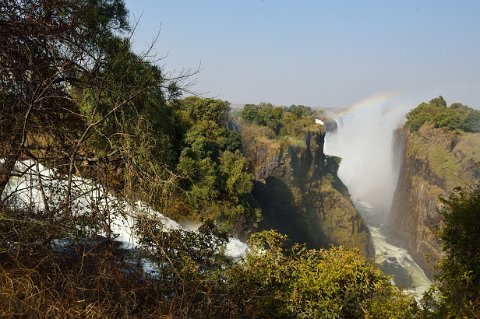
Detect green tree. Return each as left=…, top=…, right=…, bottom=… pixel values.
left=406, top=97, right=480, bottom=133
left=241, top=102, right=284, bottom=134
left=219, top=150, right=253, bottom=196
left=0, top=0, right=130, bottom=197
left=430, top=96, right=447, bottom=108
left=242, top=103, right=259, bottom=122
left=174, top=97, right=260, bottom=233
left=432, top=185, right=480, bottom=317
left=175, top=96, right=230, bottom=124
left=228, top=230, right=417, bottom=318
left=463, top=108, right=480, bottom=132
left=288, top=104, right=312, bottom=118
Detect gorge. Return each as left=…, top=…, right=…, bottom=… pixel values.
left=390, top=98, right=480, bottom=277
left=238, top=117, right=372, bottom=256
left=2, top=1, right=479, bottom=315
left=323, top=95, right=433, bottom=297
left=234, top=97, right=480, bottom=297
left=322, top=95, right=480, bottom=299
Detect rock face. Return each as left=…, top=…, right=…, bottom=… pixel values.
left=240, top=123, right=372, bottom=257
left=390, top=124, right=480, bottom=277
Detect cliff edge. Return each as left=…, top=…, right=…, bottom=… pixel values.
left=240, top=122, right=373, bottom=257
left=390, top=124, right=480, bottom=277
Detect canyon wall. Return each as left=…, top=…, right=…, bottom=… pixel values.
left=240, top=123, right=373, bottom=257
left=390, top=124, right=480, bottom=277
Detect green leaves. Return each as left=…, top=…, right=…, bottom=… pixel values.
left=174, top=97, right=260, bottom=233
left=230, top=230, right=416, bottom=318
left=242, top=103, right=284, bottom=134
left=432, top=184, right=480, bottom=317
left=219, top=150, right=253, bottom=197
left=176, top=96, right=230, bottom=124
left=241, top=102, right=324, bottom=138
left=406, top=96, right=480, bottom=132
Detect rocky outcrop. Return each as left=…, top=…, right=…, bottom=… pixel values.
left=390, top=124, right=480, bottom=277
left=240, top=123, right=372, bottom=257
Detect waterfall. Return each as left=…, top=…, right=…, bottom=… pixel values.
left=2, top=160, right=249, bottom=262
left=323, top=95, right=431, bottom=299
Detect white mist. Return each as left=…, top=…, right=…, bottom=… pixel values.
left=324, top=95, right=410, bottom=219
left=324, top=94, right=431, bottom=299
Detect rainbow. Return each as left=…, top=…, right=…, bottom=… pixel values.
left=332, top=92, right=398, bottom=118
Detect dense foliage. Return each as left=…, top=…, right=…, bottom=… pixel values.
left=0, top=208, right=236, bottom=318
left=0, top=0, right=259, bottom=234
left=0, top=212, right=418, bottom=318
left=422, top=184, right=480, bottom=318
left=232, top=231, right=417, bottom=318
left=173, top=97, right=261, bottom=234
left=406, top=96, right=480, bottom=132
left=241, top=103, right=324, bottom=137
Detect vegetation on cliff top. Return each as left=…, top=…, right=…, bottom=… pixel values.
left=405, top=100, right=480, bottom=191
left=237, top=101, right=372, bottom=255
left=2, top=1, right=477, bottom=317
left=406, top=96, right=480, bottom=132
left=241, top=102, right=325, bottom=138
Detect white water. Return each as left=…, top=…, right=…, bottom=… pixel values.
left=1, top=160, right=248, bottom=260
left=355, top=201, right=432, bottom=298
left=323, top=96, right=431, bottom=299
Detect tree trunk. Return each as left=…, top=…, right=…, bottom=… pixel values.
left=0, top=148, right=21, bottom=202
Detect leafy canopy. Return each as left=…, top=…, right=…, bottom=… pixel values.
left=228, top=230, right=417, bottom=318
left=173, top=97, right=261, bottom=234
left=406, top=96, right=480, bottom=132
left=424, top=184, right=480, bottom=318
left=241, top=103, right=325, bottom=137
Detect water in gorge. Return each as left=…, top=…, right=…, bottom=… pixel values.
left=323, top=95, right=431, bottom=299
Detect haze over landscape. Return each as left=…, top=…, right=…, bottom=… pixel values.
left=2, top=1, right=480, bottom=317
left=125, top=0, right=480, bottom=108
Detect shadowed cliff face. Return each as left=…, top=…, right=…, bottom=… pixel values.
left=240, top=123, right=372, bottom=256
left=390, top=125, right=480, bottom=277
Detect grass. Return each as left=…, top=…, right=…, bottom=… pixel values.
left=456, top=133, right=480, bottom=164
left=407, top=125, right=479, bottom=190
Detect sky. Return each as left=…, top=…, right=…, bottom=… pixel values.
left=124, top=0, right=480, bottom=109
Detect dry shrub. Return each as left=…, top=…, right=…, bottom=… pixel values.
left=0, top=210, right=253, bottom=318
left=0, top=264, right=109, bottom=318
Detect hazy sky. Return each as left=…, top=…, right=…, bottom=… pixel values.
left=124, top=0, right=480, bottom=108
